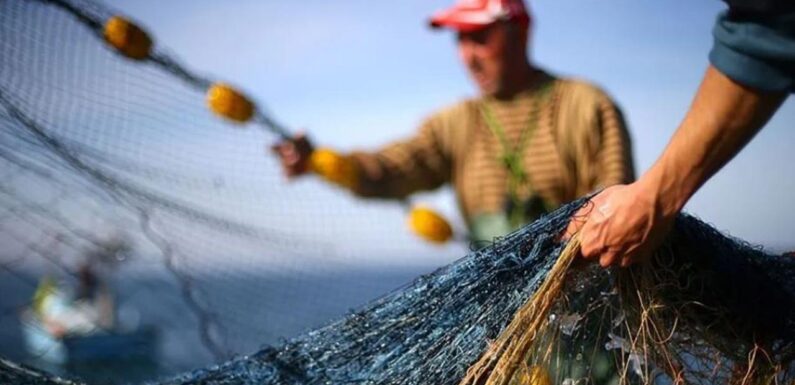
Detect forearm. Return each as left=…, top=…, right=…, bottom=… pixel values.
left=345, top=123, right=451, bottom=198
left=640, top=65, right=786, bottom=216
left=347, top=151, right=447, bottom=199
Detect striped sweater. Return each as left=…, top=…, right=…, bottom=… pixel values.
left=346, top=71, right=635, bottom=234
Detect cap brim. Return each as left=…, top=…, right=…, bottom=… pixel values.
left=429, top=19, right=491, bottom=33
left=428, top=8, right=496, bottom=32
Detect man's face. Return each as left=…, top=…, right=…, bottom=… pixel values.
left=457, top=22, right=522, bottom=96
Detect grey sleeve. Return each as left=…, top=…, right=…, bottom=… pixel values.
left=709, top=3, right=795, bottom=93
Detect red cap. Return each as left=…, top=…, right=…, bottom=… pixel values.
left=429, top=0, right=530, bottom=32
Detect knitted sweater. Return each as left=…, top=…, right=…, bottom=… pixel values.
left=347, top=72, right=635, bottom=233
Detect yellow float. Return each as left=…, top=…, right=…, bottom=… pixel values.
left=206, top=83, right=255, bottom=123
left=408, top=206, right=453, bottom=244
left=309, top=148, right=358, bottom=188
left=103, top=16, right=152, bottom=60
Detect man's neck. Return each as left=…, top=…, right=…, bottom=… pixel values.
left=492, top=63, right=538, bottom=100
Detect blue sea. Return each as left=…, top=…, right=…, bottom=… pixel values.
left=0, top=265, right=436, bottom=384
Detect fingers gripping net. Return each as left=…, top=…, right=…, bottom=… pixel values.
left=462, top=214, right=795, bottom=385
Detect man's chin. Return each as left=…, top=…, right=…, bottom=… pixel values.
left=468, top=75, right=494, bottom=95
left=476, top=84, right=498, bottom=97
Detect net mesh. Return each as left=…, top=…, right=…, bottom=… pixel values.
left=1, top=1, right=794, bottom=385
left=0, top=0, right=463, bottom=379
left=3, top=203, right=795, bottom=384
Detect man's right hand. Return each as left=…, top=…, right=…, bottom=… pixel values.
left=565, top=182, right=678, bottom=268
left=566, top=66, right=787, bottom=268
left=271, top=132, right=314, bottom=178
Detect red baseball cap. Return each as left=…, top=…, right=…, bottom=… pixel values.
left=429, top=0, right=530, bottom=32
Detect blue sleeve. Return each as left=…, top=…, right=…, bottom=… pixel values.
left=709, top=3, right=795, bottom=93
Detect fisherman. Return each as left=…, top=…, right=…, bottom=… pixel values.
left=32, top=265, right=113, bottom=339
left=274, top=0, right=635, bottom=246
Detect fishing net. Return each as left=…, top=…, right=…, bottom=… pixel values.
left=155, top=210, right=795, bottom=385
left=0, top=0, right=464, bottom=379
left=1, top=0, right=794, bottom=384
left=3, top=202, right=795, bottom=384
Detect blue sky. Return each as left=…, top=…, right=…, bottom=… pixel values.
left=102, top=0, right=795, bottom=250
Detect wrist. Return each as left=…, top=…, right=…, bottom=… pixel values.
left=637, top=163, right=691, bottom=220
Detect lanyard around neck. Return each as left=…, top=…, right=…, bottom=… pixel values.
left=479, top=81, right=553, bottom=226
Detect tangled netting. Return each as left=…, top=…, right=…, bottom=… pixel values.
left=1, top=202, right=794, bottom=384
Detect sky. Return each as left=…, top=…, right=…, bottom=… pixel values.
left=100, top=0, right=794, bottom=250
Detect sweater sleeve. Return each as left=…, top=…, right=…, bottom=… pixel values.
left=591, top=94, right=636, bottom=190
left=709, top=1, right=795, bottom=93
left=557, top=81, right=635, bottom=199
left=345, top=113, right=453, bottom=199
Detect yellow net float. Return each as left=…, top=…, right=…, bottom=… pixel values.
left=206, top=83, right=255, bottom=123
left=309, top=148, right=358, bottom=188
left=103, top=16, right=152, bottom=60
left=518, top=365, right=551, bottom=385
left=408, top=206, right=453, bottom=244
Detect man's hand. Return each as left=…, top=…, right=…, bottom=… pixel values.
left=271, top=132, right=314, bottom=178
left=566, top=182, right=677, bottom=268
left=566, top=66, right=787, bottom=268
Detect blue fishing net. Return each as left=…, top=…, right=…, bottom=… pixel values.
left=2, top=205, right=794, bottom=384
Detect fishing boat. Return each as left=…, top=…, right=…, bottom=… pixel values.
left=21, top=270, right=159, bottom=382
